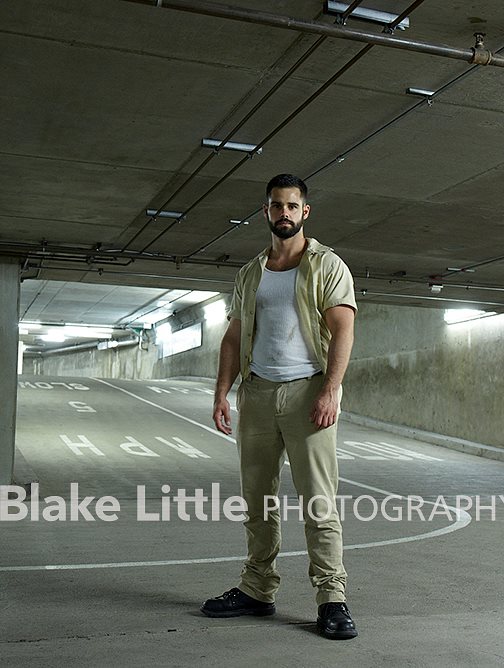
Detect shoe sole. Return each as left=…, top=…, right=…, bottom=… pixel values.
left=201, top=607, right=276, bottom=618
left=316, top=620, right=358, bottom=640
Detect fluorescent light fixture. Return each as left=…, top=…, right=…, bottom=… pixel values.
left=325, top=2, right=410, bottom=30
left=21, top=322, right=42, bottom=330
left=18, top=328, right=29, bottom=335
left=40, top=329, right=66, bottom=343
left=146, top=209, right=184, bottom=220
left=181, top=291, right=219, bottom=305
left=141, top=309, right=172, bottom=326
left=97, top=340, right=119, bottom=350
left=204, top=299, right=227, bottom=326
left=407, top=87, right=435, bottom=97
left=430, top=284, right=443, bottom=294
left=444, top=309, right=497, bottom=325
left=63, top=326, right=113, bottom=339
left=229, top=219, right=250, bottom=225
left=201, top=138, right=263, bottom=155
left=156, top=321, right=172, bottom=346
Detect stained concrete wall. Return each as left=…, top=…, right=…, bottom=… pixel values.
left=344, top=303, right=504, bottom=449
left=151, top=296, right=230, bottom=380
left=24, top=341, right=159, bottom=380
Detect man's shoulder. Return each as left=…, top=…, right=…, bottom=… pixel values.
left=235, top=247, right=268, bottom=281
left=306, top=238, right=346, bottom=267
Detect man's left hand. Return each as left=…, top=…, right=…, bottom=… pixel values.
left=309, top=386, right=340, bottom=430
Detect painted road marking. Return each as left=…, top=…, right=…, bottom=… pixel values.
left=59, top=435, right=105, bottom=457
left=68, top=401, right=96, bottom=413
left=340, top=441, right=443, bottom=461
left=19, top=381, right=90, bottom=390
left=92, top=379, right=443, bottom=463
left=0, top=478, right=471, bottom=573
left=59, top=435, right=209, bottom=459
left=92, top=378, right=235, bottom=443
left=155, top=436, right=211, bottom=459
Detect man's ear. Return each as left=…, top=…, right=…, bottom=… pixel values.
left=303, top=203, right=311, bottom=220
left=263, top=203, right=269, bottom=217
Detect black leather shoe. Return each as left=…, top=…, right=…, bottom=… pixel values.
left=201, top=587, right=276, bottom=618
left=317, top=602, right=358, bottom=640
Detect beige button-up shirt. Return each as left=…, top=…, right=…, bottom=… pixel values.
left=228, top=237, right=357, bottom=379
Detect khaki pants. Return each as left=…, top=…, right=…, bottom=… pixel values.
left=236, top=373, right=347, bottom=605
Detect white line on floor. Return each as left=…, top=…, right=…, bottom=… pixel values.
left=0, top=476, right=471, bottom=573
left=2, top=380, right=469, bottom=574
left=92, top=378, right=235, bottom=443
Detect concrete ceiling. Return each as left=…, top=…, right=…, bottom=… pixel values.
left=2, top=0, right=504, bottom=338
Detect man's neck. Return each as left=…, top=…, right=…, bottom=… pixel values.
left=267, top=234, right=307, bottom=271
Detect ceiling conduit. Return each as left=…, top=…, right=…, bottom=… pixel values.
left=124, top=0, right=504, bottom=67
left=119, top=0, right=425, bottom=255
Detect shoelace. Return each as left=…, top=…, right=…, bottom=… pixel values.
left=324, top=602, right=351, bottom=618
left=217, top=588, right=241, bottom=600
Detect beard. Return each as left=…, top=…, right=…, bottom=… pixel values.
left=267, top=214, right=304, bottom=239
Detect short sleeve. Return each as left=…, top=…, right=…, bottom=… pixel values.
left=227, top=272, right=243, bottom=321
left=321, top=254, right=357, bottom=313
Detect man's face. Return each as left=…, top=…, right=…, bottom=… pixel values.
left=264, top=187, right=310, bottom=239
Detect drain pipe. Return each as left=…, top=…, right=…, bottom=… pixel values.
left=123, top=0, right=504, bottom=67
left=30, top=337, right=140, bottom=356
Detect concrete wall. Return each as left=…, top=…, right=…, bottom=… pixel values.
left=344, top=303, right=504, bottom=448
left=151, top=296, right=230, bottom=379
left=24, top=341, right=159, bottom=380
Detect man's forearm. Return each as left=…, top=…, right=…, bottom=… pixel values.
left=215, top=338, right=240, bottom=398
left=322, top=309, right=355, bottom=392
left=323, top=329, right=353, bottom=390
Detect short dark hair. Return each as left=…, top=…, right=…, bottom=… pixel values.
left=266, top=174, right=308, bottom=201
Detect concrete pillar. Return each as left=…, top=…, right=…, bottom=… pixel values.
left=0, top=258, right=20, bottom=484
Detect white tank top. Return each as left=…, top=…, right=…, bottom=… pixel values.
left=250, top=267, right=321, bottom=381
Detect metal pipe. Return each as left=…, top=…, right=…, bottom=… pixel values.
left=23, top=264, right=236, bottom=286
left=352, top=273, right=504, bottom=293
left=359, top=291, right=504, bottom=307
left=38, top=337, right=139, bottom=356
left=130, top=0, right=504, bottom=67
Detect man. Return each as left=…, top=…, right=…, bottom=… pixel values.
left=201, top=174, right=358, bottom=640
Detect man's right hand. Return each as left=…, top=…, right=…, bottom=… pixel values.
left=213, top=397, right=233, bottom=435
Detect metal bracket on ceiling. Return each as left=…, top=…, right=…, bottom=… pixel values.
left=175, top=256, right=183, bottom=270
left=471, top=32, right=493, bottom=65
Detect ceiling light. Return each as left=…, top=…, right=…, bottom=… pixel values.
left=18, top=328, right=29, bottom=335
left=181, top=291, right=219, bottom=305
left=229, top=219, right=249, bottom=225
left=444, top=309, right=497, bottom=325
left=40, top=329, right=66, bottom=343
left=63, top=326, right=113, bottom=339
left=325, top=2, right=410, bottom=30
left=141, top=309, right=172, bottom=326
left=201, top=138, right=262, bottom=154
left=430, top=284, right=443, bottom=294
left=406, top=87, right=435, bottom=98
left=146, top=209, right=184, bottom=220
left=97, top=340, right=120, bottom=350
left=446, top=267, right=476, bottom=273
left=20, top=322, right=42, bottom=330
left=155, top=321, right=172, bottom=345
left=204, top=299, right=227, bottom=326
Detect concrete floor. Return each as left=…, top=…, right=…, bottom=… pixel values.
left=1, top=376, right=504, bottom=667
